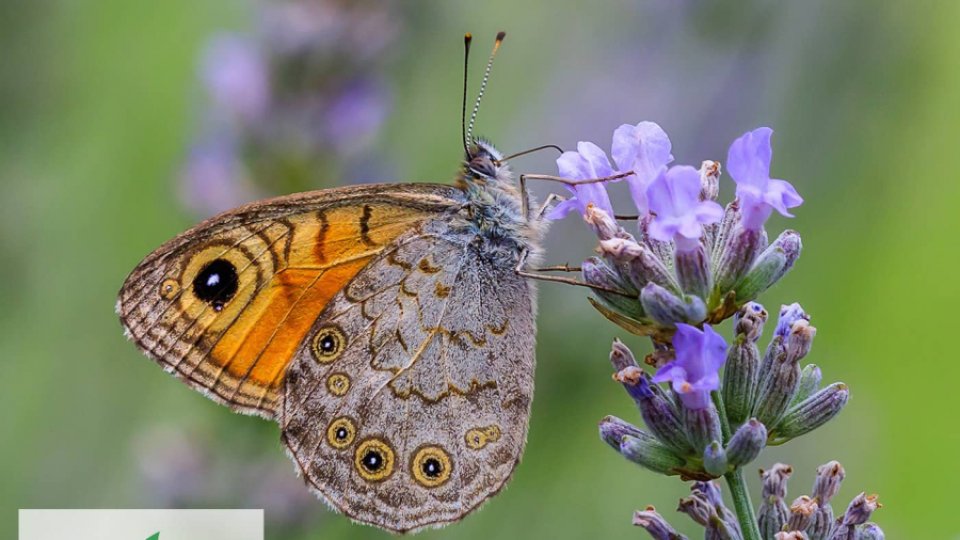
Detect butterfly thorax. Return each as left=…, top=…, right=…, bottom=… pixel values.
left=455, top=139, right=545, bottom=261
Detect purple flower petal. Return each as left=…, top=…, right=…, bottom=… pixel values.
left=549, top=144, right=615, bottom=220
left=726, top=127, right=803, bottom=230
left=200, top=34, right=269, bottom=123
left=646, top=165, right=723, bottom=245
left=653, top=323, right=728, bottom=410
left=611, top=122, right=673, bottom=214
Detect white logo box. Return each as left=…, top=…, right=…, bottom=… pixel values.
left=19, top=510, right=263, bottom=540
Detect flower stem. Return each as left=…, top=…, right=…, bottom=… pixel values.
left=725, top=467, right=763, bottom=540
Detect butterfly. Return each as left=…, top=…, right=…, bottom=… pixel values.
left=117, top=32, right=574, bottom=533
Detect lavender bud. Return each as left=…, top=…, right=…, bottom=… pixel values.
left=792, top=364, right=823, bottom=406
left=726, top=418, right=767, bottom=467
left=758, top=464, right=793, bottom=538
left=599, top=415, right=647, bottom=449
left=775, top=533, right=810, bottom=540
left=641, top=283, right=707, bottom=326
left=600, top=238, right=679, bottom=292
left=703, top=441, right=728, bottom=476
left=700, top=160, right=721, bottom=202
left=840, top=493, right=880, bottom=526
left=723, top=335, right=761, bottom=425
left=633, top=506, right=689, bottom=540
left=584, top=204, right=623, bottom=241
left=619, top=433, right=687, bottom=476
left=677, top=493, right=716, bottom=527
left=857, top=523, right=885, bottom=540
left=639, top=214, right=675, bottom=264
left=812, top=461, right=846, bottom=505
left=734, top=230, right=802, bottom=302
left=681, top=403, right=722, bottom=458
left=754, top=349, right=803, bottom=428
left=711, top=200, right=740, bottom=265
left=715, top=224, right=766, bottom=292
left=734, top=302, right=768, bottom=342
left=808, top=506, right=835, bottom=540
left=582, top=257, right=643, bottom=319
left=610, top=339, right=639, bottom=371
left=675, top=242, right=711, bottom=299
left=773, top=383, right=849, bottom=440
left=614, top=369, right=692, bottom=453
left=828, top=525, right=856, bottom=540
left=775, top=303, right=810, bottom=339
left=693, top=482, right=741, bottom=535
left=785, top=319, right=817, bottom=363
left=786, top=495, right=819, bottom=532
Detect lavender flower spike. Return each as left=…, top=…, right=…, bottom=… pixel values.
left=611, top=121, right=674, bottom=214
left=646, top=166, right=724, bottom=251
left=726, top=127, right=803, bottom=230
left=653, top=324, right=728, bottom=409
left=546, top=141, right=616, bottom=220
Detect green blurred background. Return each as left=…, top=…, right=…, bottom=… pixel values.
left=2, top=1, right=956, bottom=537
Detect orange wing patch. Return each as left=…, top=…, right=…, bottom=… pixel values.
left=119, top=197, right=441, bottom=418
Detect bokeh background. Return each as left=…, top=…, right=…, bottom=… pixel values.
left=2, top=1, right=957, bottom=538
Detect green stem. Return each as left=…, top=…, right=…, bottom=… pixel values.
left=711, top=390, right=732, bottom=443
left=725, top=467, right=763, bottom=540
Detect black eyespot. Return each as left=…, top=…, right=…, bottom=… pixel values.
left=335, top=427, right=348, bottom=440
left=192, top=259, right=239, bottom=306
left=421, top=457, right=443, bottom=478
left=312, top=326, right=346, bottom=363
left=319, top=335, right=336, bottom=353
left=362, top=450, right=383, bottom=472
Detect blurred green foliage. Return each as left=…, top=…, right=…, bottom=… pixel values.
left=2, top=1, right=958, bottom=538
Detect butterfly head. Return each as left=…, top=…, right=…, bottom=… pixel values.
left=464, top=138, right=510, bottom=183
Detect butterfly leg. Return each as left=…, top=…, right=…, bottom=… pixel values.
left=514, top=248, right=633, bottom=296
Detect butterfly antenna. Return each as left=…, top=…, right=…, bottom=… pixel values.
left=465, top=31, right=505, bottom=150
left=462, top=33, right=473, bottom=157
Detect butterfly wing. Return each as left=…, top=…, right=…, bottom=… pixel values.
left=280, top=217, right=537, bottom=533
left=117, top=183, right=462, bottom=418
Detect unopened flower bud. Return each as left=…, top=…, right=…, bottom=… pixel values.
left=775, top=532, right=809, bottom=540
left=840, top=493, right=880, bottom=526
left=619, top=433, right=687, bottom=476
left=857, top=523, right=885, bottom=540
left=754, top=350, right=803, bottom=428
left=773, top=383, right=849, bottom=441
left=598, top=415, right=645, bottom=449
left=700, top=160, right=721, bottom=201
left=785, top=319, right=816, bottom=362
left=775, top=303, right=809, bottom=339
left=675, top=242, right=711, bottom=299
left=600, top=237, right=678, bottom=292
left=734, top=302, right=768, bottom=342
left=614, top=369, right=691, bottom=453
left=610, top=339, right=639, bottom=371
left=582, top=257, right=643, bottom=319
left=786, top=495, right=818, bottom=532
left=792, top=364, right=822, bottom=406
left=692, top=482, right=740, bottom=535
left=715, top=224, right=766, bottom=292
left=812, top=461, right=846, bottom=505
left=703, top=441, right=728, bottom=476
left=584, top=204, right=622, bottom=241
left=641, top=283, right=707, bottom=326
left=726, top=418, right=767, bottom=467
left=681, top=403, right=722, bottom=458
left=677, top=493, right=716, bottom=527
left=723, top=335, right=762, bottom=425
left=632, top=506, right=689, bottom=540
left=758, top=464, right=793, bottom=538
left=734, top=230, right=802, bottom=302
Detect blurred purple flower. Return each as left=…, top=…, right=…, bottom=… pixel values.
left=647, top=165, right=723, bottom=250
left=200, top=34, right=269, bottom=124
left=611, top=121, right=674, bottom=214
left=132, top=425, right=211, bottom=507
left=727, top=127, right=803, bottom=230
left=325, top=78, right=391, bottom=156
left=547, top=141, right=616, bottom=220
left=179, top=141, right=259, bottom=216
left=652, top=323, right=728, bottom=409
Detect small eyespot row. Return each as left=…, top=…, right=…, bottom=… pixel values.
left=312, top=325, right=347, bottom=364
left=159, top=279, right=180, bottom=300
left=326, top=373, right=351, bottom=396
left=410, top=445, right=453, bottom=488
left=465, top=425, right=502, bottom=450
left=326, top=417, right=357, bottom=449
left=354, top=437, right=395, bottom=482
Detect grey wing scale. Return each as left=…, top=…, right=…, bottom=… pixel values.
left=280, top=220, right=536, bottom=533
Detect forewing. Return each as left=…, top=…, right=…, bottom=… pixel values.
left=117, top=183, right=460, bottom=418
